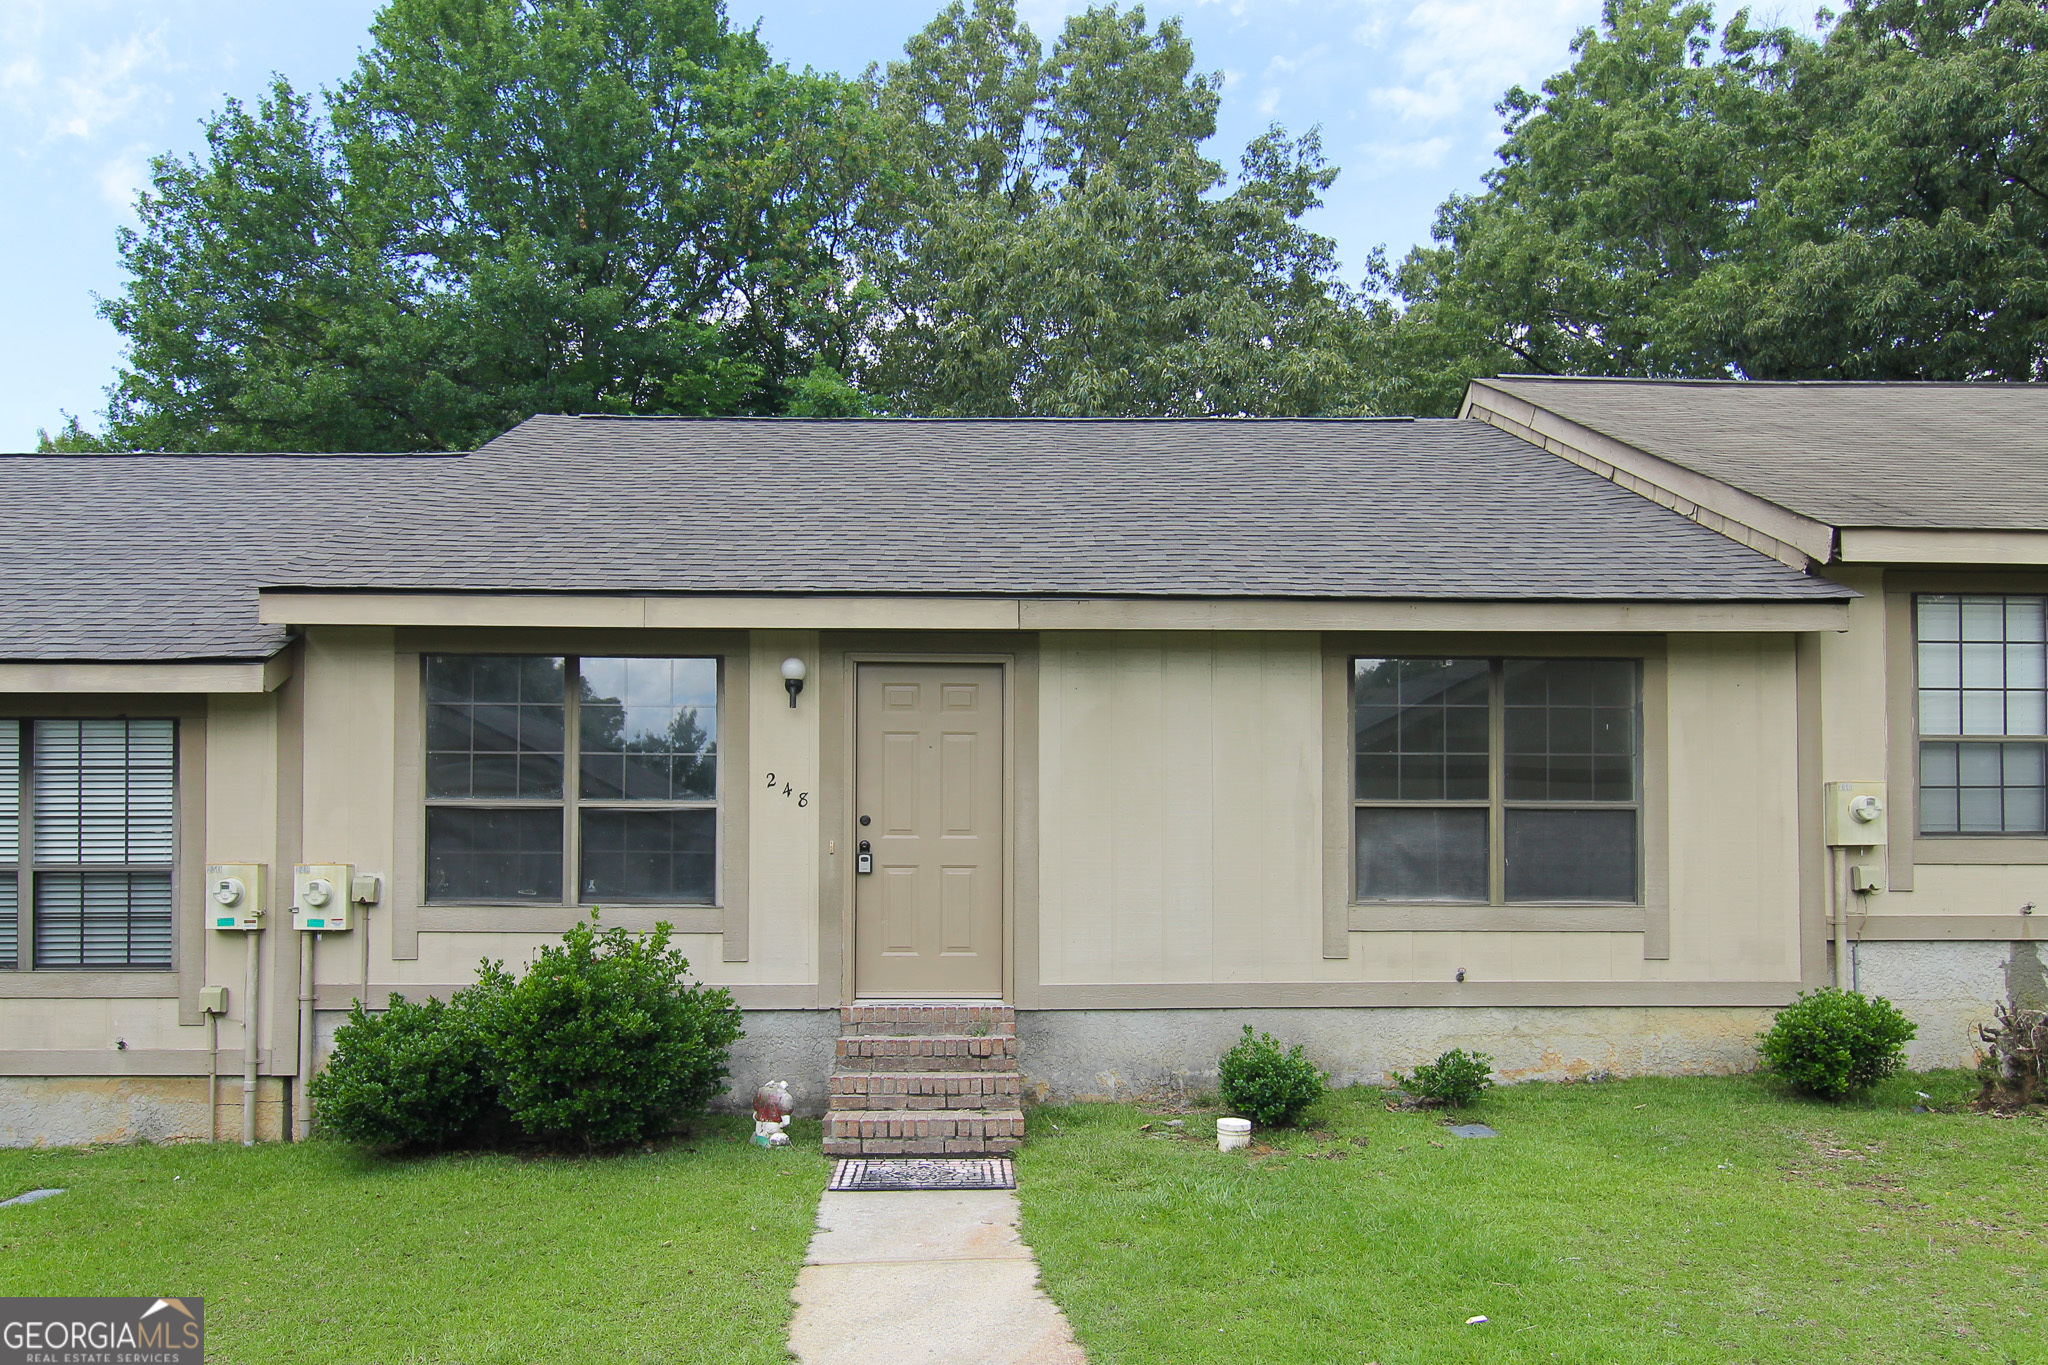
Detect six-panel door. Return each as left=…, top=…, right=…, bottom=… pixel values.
left=853, top=663, right=1005, bottom=999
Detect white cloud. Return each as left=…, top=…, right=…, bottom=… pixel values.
left=1352, top=133, right=1454, bottom=174
left=49, top=27, right=169, bottom=141
left=1364, top=0, right=1593, bottom=125
left=1013, top=0, right=1084, bottom=41
left=96, top=140, right=155, bottom=214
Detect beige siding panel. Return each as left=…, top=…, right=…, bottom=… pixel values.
left=1818, top=568, right=1890, bottom=787
left=203, top=692, right=282, bottom=1058
left=1161, top=643, right=1216, bottom=982
left=1893, top=865, right=2048, bottom=918
left=0, top=998, right=187, bottom=1051
left=1039, top=632, right=1321, bottom=985
left=1110, top=642, right=1167, bottom=981
left=301, top=629, right=399, bottom=1021
left=744, top=631, right=820, bottom=983
left=1665, top=636, right=1802, bottom=982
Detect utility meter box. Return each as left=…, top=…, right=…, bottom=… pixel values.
left=1823, top=781, right=1888, bottom=847
left=293, top=863, right=355, bottom=932
left=205, top=863, right=266, bottom=930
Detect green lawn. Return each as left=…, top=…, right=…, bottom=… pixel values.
left=0, top=1116, right=829, bottom=1365
left=1017, top=1073, right=2046, bottom=1365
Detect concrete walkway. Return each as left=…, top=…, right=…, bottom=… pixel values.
left=787, top=1188, right=1087, bottom=1365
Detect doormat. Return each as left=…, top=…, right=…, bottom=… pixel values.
left=829, top=1158, right=1015, bottom=1192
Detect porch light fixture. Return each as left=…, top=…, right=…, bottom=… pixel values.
left=781, top=656, right=808, bottom=708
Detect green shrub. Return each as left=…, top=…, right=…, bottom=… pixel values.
left=1394, top=1049, right=1494, bottom=1107
left=308, top=993, right=494, bottom=1149
left=1758, top=987, right=1916, bottom=1099
left=474, top=916, right=743, bottom=1147
left=1216, top=1025, right=1328, bottom=1127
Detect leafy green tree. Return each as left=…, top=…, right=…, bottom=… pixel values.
left=98, top=0, right=870, bottom=451
left=1360, top=0, right=1819, bottom=415
left=1367, top=0, right=2048, bottom=414
left=1698, top=0, right=2048, bottom=381
left=852, top=1, right=1370, bottom=416
left=35, top=413, right=109, bottom=452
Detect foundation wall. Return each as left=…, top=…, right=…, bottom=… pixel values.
left=0, top=1077, right=288, bottom=1147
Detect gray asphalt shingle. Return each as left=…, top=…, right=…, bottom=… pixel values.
left=0, top=416, right=1844, bottom=663
left=1475, top=377, right=2048, bottom=530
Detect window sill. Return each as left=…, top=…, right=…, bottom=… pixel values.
left=1912, top=837, right=2048, bottom=865
left=416, top=905, right=723, bottom=934
left=1349, top=905, right=1647, bottom=933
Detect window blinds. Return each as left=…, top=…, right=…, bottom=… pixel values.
left=0, top=720, right=17, bottom=970
left=30, top=719, right=175, bottom=970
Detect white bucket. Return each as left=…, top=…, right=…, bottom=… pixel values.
left=1217, top=1117, right=1252, bottom=1151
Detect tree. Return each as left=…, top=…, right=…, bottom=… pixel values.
left=1359, top=0, right=1819, bottom=415
left=1365, top=0, right=2048, bottom=415
left=851, top=1, right=1370, bottom=416
left=97, top=0, right=871, bottom=451
left=1699, top=0, right=2048, bottom=381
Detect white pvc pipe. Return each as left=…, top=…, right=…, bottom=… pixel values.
left=242, top=930, right=261, bottom=1146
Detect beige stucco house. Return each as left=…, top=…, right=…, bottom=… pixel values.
left=2, top=381, right=2041, bottom=1146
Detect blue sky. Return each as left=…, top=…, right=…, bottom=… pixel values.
left=0, top=0, right=1609, bottom=448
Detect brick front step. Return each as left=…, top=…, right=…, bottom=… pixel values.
left=821, top=1108, right=1026, bottom=1156
left=834, top=1034, right=1019, bottom=1071
left=840, top=1003, right=1015, bottom=1037
left=828, top=1071, right=1023, bottom=1111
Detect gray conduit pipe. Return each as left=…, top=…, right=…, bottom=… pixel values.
left=242, top=929, right=261, bottom=1146
left=295, top=933, right=317, bottom=1142
left=1831, top=845, right=1850, bottom=990
left=207, top=1008, right=219, bottom=1144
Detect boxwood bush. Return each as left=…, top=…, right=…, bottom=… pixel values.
left=310, top=915, right=741, bottom=1151
left=1217, top=1025, right=1328, bottom=1127
left=309, top=993, right=494, bottom=1149
left=1758, top=987, right=1916, bottom=1099
left=1394, top=1048, right=1494, bottom=1107
left=474, top=917, right=743, bottom=1148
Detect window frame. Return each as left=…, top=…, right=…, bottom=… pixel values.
left=420, top=653, right=725, bottom=909
left=0, top=707, right=193, bottom=985
left=1887, top=574, right=2048, bottom=881
left=1352, top=656, right=1645, bottom=907
left=1908, top=591, right=2048, bottom=838
left=1319, top=634, right=1670, bottom=957
left=390, top=631, right=752, bottom=963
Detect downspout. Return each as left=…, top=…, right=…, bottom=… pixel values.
left=295, top=932, right=317, bottom=1142
left=242, top=928, right=262, bottom=1146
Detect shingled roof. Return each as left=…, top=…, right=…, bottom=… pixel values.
left=0, top=416, right=1845, bottom=662
left=1470, top=377, right=2048, bottom=532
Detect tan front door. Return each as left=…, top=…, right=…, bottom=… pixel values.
left=853, top=663, right=1005, bottom=999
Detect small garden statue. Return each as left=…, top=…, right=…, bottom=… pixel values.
left=752, top=1079, right=793, bottom=1147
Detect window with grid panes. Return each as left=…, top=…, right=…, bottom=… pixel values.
left=0, top=718, right=177, bottom=971
left=423, top=655, right=719, bottom=904
left=1915, top=594, right=2048, bottom=834
left=1353, top=658, right=1640, bottom=904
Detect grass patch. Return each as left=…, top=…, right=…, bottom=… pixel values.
left=0, top=1116, right=828, bottom=1364
left=1019, top=1072, right=2046, bottom=1364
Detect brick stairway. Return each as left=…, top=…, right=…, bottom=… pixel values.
left=823, top=1004, right=1025, bottom=1157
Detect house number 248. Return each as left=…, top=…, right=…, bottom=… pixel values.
left=764, top=773, right=808, bottom=807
